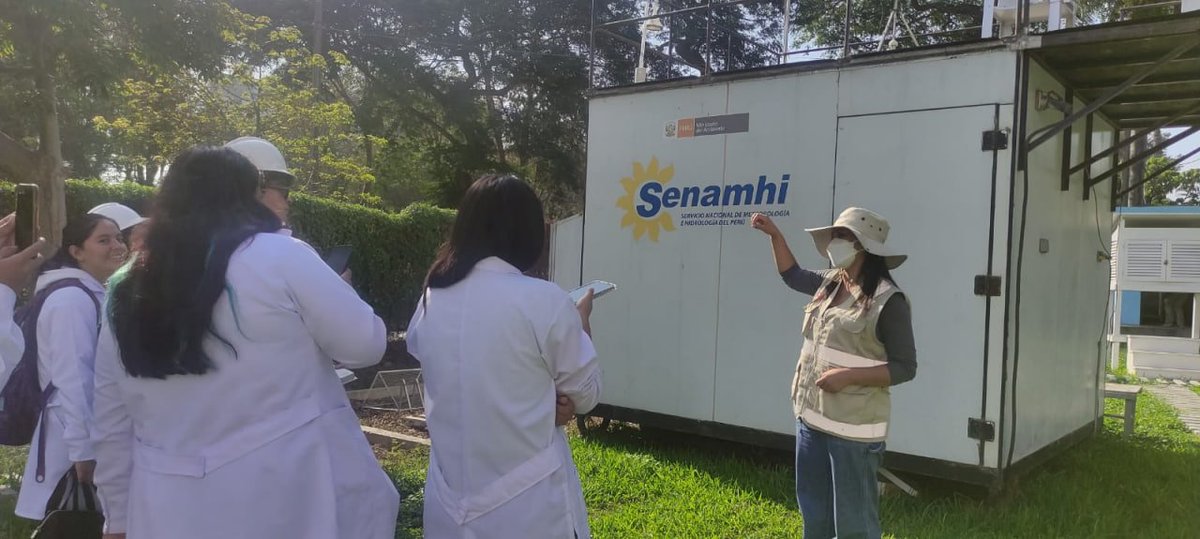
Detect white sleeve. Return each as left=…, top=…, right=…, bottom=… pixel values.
left=541, top=297, right=601, bottom=414
left=0, top=286, right=23, bottom=390
left=38, top=288, right=99, bottom=462
left=281, top=240, right=386, bottom=368
left=92, top=323, right=132, bottom=534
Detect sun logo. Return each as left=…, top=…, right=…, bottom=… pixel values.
left=616, top=157, right=676, bottom=242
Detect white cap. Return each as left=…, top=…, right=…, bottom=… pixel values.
left=88, top=203, right=147, bottom=231
left=224, top=136, right=291, bottom=176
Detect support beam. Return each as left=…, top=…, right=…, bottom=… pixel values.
left=1082, top=114, right=1093, bottom=201
left=1108, top=132, right=1118, bottom=210
left=1107, top=95, right=1200, bottom=107
left=1070, top=101, right=1200, bottom=176
left=1089, top=124, right=1200, bottom=189
left=1113, top=144, right=1200, bottom=200
left=1110, top=140, right=1120, bottom=210
left=1075, top=73, right=1200, bottom=91
left=1027, top=35, right=1200, bottom=152
left=1061, top=88, right=1075, bottom=192
left=1119, top=115, right=1200, bottom=129
left=1051, top=48, right=1200, bottom=73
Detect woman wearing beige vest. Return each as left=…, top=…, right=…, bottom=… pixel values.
left=751, top=207, right=917, bottom=539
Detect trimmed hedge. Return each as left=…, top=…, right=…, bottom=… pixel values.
left=0, top=180, right=455, bottom=330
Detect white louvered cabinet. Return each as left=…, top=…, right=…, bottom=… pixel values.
left=1117, top=231, right=1200, bottom=291
left=1167, top=241, right=1200, bottom=280
left=1122, top=240, right=1165, bottom=281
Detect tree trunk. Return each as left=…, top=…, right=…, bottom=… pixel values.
left=1129, top=133, right=1147, bottom=207
left=30, top=18, right=66, bottom=246
left=309, top=0, right=324, bottom=186
left=146, top=160, right=159, bottom=185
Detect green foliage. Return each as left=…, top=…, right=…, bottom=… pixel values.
left=0, top=180, right=454, bottom=329
left=1143, top=154, right=1200, bottom=206
left=287, top=193, right=454, bottom=328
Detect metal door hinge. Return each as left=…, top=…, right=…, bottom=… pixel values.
left=982, top=130, right=1009, bottom=151
left=974, top=275, right=1002, bottom=297
left=968, top=418, right=995, bottom=442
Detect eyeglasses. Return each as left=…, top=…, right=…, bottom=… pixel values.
left=263, top=185, right=291, bottom=201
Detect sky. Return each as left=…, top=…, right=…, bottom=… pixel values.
left=1164, top=130, right=1200, bottom=171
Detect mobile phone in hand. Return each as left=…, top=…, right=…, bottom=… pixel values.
left=14, top=184, right=39, bottom=250
left=569, top=280, right=616, bottom=303
left=324, top=245, right=352, bottom=275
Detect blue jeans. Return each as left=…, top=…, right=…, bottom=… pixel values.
left=795, top=419, right=884, bottom=539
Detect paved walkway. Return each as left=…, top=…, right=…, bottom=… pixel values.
left=1145, top=384, right=1200, bottom=437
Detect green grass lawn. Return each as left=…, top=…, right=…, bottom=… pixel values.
left=2, top=393, right=1197, bottom=539
left=379, top=391, right=1200, bottom=539
left=0, top=446, right=35, bottom=538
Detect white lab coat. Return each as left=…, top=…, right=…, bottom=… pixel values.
left=92, top=232, right=400, bottom=538
left=0, top=285, right=26, bottom=389
left=16, top=268, right=104, bottom=519
left=407, top=257, right=601, bottom=539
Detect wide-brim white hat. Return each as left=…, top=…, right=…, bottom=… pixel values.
left=805, top=207, right=907, bottom=269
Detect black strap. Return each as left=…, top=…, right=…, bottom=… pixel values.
left=34, top=383, right=55, bottom=483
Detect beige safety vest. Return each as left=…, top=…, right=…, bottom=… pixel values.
left=791, top=275, right=901, bottom=443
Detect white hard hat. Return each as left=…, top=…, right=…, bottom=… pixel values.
left=224, top=136, right=295, bottom=188
left=88, top=202, right=147, bottom=231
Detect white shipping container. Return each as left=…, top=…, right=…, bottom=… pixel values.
left=560, top=40, right=1127, bottom=489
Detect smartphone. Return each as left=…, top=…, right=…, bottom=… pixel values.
left=323, top=245, right=352, bottom=275
left=14, top=184, right=38, bottom=250
left=569, top=280, right=616, bottom=303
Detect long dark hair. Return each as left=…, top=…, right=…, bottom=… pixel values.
left=817, top=253, right=896, bottom=310
left=424, top=174, right=544, bottom=290
left=109, top=146, right=282, bottom=379
left=41, top=214, right=120, bottom=273
left=858, top=253, right=896, bottom=300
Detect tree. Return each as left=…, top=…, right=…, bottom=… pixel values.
left=1143, top=153, right=1200, bottom=206
left=232, top=0, right=781, bottom=214
left=0, top=0, right=230, bottom=244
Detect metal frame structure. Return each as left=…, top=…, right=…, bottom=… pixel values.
left=590, top=4, right=1200, bottom=213
left=1021, top=15, right=1200, bottom=208
left=588, top=0, right=988, bottom=86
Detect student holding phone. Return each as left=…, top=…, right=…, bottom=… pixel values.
left=406, top=174, right=601, bottom=539
left=91, top=146, right=398, bottom=538
left=226, top=136, right=352, bottom=285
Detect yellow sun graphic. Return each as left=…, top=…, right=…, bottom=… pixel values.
left=616, top=157, right=676, bottom=242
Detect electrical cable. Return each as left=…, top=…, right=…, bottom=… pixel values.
left=1006, top=161, right=1030, bottom=470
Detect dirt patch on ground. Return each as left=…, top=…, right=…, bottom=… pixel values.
left=355, top=405, right=428, bottom=440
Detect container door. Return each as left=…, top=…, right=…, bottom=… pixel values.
left=832, top=105, right=1008, bottom=466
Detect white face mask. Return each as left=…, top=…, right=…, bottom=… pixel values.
left=826, top=238, right=860, bottom=269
